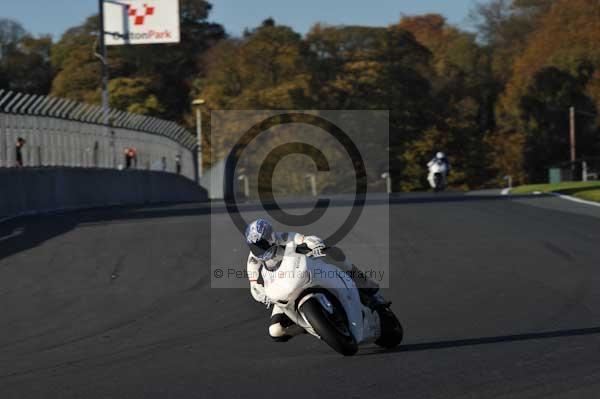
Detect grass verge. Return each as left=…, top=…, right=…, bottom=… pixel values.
left=511, top=181, right=600, bottom=203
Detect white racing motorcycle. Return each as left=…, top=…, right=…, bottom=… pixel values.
left=261, top=241, right=403, bottom=356
left=428, top=161, right=448, bottom=192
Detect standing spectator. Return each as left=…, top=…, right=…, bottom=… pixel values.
left=175, top=154, right=182, bottom=175
left=123, top=147, right=138, bottom=169
left=15, top=137, right=26, bottom=167
left=130, top=147, right=138, bottom=168
left=124, top=147, right=132, bottom=169
left=93, top=141, right=99, bottom=167
left=161, top=156, right=167, bottom=171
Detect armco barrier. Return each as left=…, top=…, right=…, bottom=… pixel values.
left=0, top=168, right=207, bottom=221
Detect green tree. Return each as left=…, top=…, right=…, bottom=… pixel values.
left=196, top=19, right=311, bottom=109
left=396, top=15, right=495, bottom=189
left=0, top=19, right=54, bottom=94
left=499, top=0, right=600, bottom=120
left=50, top=16, right=102, bottom=102
left=51, top=1, right=224, bottom=120
left=519, top=67, right=598, bottom=181
left=112, top=0, right=225, bottom=120
left=305, top=25, right=436, bottom=189
left=0, top=18, right=27, bottom=50
left=85, top=77, right=165, bottom=115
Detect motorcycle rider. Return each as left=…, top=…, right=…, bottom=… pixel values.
left=244, top=218, right=385, bottom=342
left=427, top=151, right=450, bottom=188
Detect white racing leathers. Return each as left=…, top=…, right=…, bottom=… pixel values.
left=247, top=232, right=380, bottom=340
left=247, top=232, right=325, bottom=339
left=427, top=159, right=449, bottom=189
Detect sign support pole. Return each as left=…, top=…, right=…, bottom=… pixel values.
left=98, top=0, right=110, bottom=131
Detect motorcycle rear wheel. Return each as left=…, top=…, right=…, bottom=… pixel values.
left=434, top=174, right=445, bottom=192
left=300, top=297, right=358, bottom=356
left=375, top=307, right=404, bottom=349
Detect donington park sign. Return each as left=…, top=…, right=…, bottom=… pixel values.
left=103, top=0, right=180, bottom=45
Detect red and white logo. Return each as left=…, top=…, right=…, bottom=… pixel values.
left=104, top=0, right=180, bottom=45
left=127, top=3, right=155, bottom=26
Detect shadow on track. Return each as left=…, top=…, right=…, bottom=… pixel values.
left=0, top=216, right=77, bottom=262
left=0, top=192, right=548, bottom=261
left=0, top=203, right=210, bottom=262
left=359, top=325, right=600, bottom=356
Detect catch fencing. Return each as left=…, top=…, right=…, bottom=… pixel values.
left=0, top=89, right=197, bottom=181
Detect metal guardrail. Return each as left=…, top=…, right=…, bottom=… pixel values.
left=0, top=90, right=197, bottom=181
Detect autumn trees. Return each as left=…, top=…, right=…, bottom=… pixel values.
left=491, top=0, right=600, bottom=183
left=0, top=0, right=598, bottom=188
left=0, top=19, right=53, bottom=94
left=50, top=0, right=224, bottom=120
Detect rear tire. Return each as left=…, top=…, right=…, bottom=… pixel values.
left=434, top=174, right=445, bottom=192
left=375, top=307, right=404, bottom=349
left=300, top=297, right=358, bottom=356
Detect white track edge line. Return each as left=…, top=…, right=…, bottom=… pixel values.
left=548, top=192, right=600, bottom=208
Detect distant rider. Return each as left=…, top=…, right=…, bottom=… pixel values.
left=427, top=151, right=450, bottom=188
left=244, top=218, right=385, bottom=342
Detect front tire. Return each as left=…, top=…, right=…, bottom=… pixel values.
left=300, top=297, right=358, bottom=356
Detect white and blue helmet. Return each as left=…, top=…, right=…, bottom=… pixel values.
left=245, top=219, right=276, bottom=261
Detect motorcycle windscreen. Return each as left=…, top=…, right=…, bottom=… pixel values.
left=249, top=239, right=275, bottom=260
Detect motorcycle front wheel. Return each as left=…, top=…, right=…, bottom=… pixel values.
left=300, top=297, right=358, bottom=356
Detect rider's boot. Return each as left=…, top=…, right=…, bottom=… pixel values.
left=269, top=313, right=305, bottom=342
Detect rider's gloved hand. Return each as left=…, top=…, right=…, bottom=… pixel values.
left=303, top=235, right=326, bottom=257
left=304, top=235, right=325, bottom=251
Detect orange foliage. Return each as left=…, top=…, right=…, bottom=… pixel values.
left=484, top=130, right=527, bottom=185
left=397, top=14, right=461, bottom=74
left=501, top=0, right=600, bottom=119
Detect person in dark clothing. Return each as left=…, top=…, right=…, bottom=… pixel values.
left=15, top=137, right=26, bottom=167
left=124, top=148, right=132, bottom=169
left=130, top=147, right=137, bottom=168
left=175, top=154, right=182, bottom=174
left=124, top=147, right=137, bottom=169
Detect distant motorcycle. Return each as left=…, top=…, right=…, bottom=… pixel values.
left=262, top=242, right=403, bottom=356
left=428, top=161, right=448, bottom=192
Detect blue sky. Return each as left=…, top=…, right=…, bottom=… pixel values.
left=2, top=0, right=479, bottom=40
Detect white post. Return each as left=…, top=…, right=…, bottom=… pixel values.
left=238, top=174, right=249, bottom=198
left=569, top=106, right=576, bottom=163
left=582, top=160, right=588, bottom=182
left=192, top=99, right=206, bottom=182
left=196, top=107, right=203, bottom=178
left=306, top=174, right=317, bottom=197
left=98, top=0, right=110, bottom=132
left=382, top=172, right=391, bottom=194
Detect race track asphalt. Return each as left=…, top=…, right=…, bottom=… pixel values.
left=1, top=192, right=600, bottom=399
